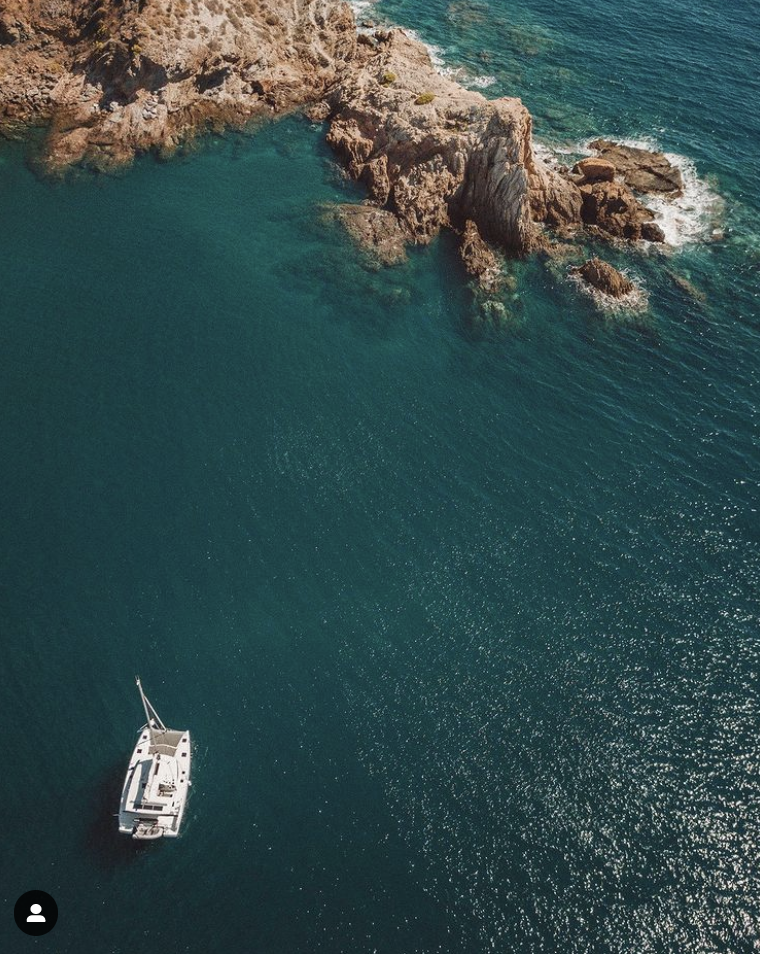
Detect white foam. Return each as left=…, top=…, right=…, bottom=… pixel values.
left=607, top=134, right=661, bottom=153
left=639, top=154, right=724, bottom=248
left=350, top=0, right=378, bottom=24
left=465, top=74, right=497, bottom=90
left=598, top=137, right=723, bottom=247
left=568, top=267, right=649, bottom=315
left=406, top=29, right=447, bottom=70
left=537, top=136, right=724, bottom=249
left=402, top=29, right=497, bottom=90
left=532, top=140, right=562, bottom=166
left=607, top=138, right=725, bottom=248
left=547, top=142, right=593, bottom=159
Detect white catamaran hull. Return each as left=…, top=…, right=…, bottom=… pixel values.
left=118, top=679, right=192, bottom=840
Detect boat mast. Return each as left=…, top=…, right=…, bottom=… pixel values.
left=135, top=676, right=167, bottom=734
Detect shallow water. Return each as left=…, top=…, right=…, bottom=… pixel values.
left=1, top=1, right=759, bottom=951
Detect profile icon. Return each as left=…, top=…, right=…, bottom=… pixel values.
left=27, top=902, right=46, bottom=922
left=14, top=890, right=57, bottom=936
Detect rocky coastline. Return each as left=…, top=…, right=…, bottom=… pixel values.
left=0, top=0, right=357, bottom=167
left=0, top=0, right=689, bottom=302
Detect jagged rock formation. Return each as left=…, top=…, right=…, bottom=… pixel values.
left=324, top=29, right=579, bottom=258
left=0, top=1, right=681, bottom=278
left=321, top=29, right=681, bottom=261
left=459, top=219, right=503, bottom=293
left=587, top=139, right=683, bottom=194
left=579, top=180, right=664, bottom=242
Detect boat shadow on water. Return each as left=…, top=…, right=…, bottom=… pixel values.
left=82, top=760, right=158, bottom=870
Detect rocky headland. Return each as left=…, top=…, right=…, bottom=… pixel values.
left=0, top=0, right=356, bottom=169
left=0, top=0, right=688, bottom=299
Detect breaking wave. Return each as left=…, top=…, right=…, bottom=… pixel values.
left=538, top=136, right=724, bottom=249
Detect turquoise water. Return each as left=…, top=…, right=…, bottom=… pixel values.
left=1, top=1, right=759, bottom=951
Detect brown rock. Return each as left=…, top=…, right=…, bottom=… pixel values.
left=330, top=204, right=409, bottom=266
left=360, top=155, right=391, bottom=205
left=326, top=117, right=374, bottom=172
left=305, top=101, right=333, bottom=123
left=326, top=29, right=577, bottom=255
left=580, top=180, right=656, bottom=240
left=572, top=157, right=615, bottom=182
left=574, top=258, right=635, bottom=298
left=0, top=0, right=358, bottom=170
left=588, top=139, right=683, bottom=194
left=641, top=221, right=665, bottom=243
left=529, top=166, right=583, bottom=230
left=459, top=220, right=502, bottom=292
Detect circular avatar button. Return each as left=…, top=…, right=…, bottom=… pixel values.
left=14, top=890, right=58, bottom=936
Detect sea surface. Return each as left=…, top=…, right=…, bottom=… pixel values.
left=1, top=0, right=759, bottom=951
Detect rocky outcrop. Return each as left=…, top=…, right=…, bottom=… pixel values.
left=587, top=139, right=683, bottom=195
left=324, top=28, right=581, bottom=257
left=0, top=2, right=680, bottom=278
left=573, top=258, right=635, bottom=298
left=528, top=165, right=583, bottom=232
left=459, top=220, right=503, bottom=292
left=0, top=0, right=357, bottom=170
left=572, top=157, right=615, bottom=183
left=579, top=180, right=661, bottom=241
left=323, top=30, right=674, bottom=256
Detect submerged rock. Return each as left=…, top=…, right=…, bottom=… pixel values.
left=666, top=269, right=707, bottom=302
left=478, top=299, right=510, bottom=324
left=329, top=204, right=409, bottom=266
left=574, top=258, right=635, bottom=298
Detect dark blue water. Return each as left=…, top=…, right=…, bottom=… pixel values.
left=1, top=1, right=759, bottom=951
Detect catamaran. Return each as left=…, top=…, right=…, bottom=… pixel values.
left=118, top=677, right=192, bottom=840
